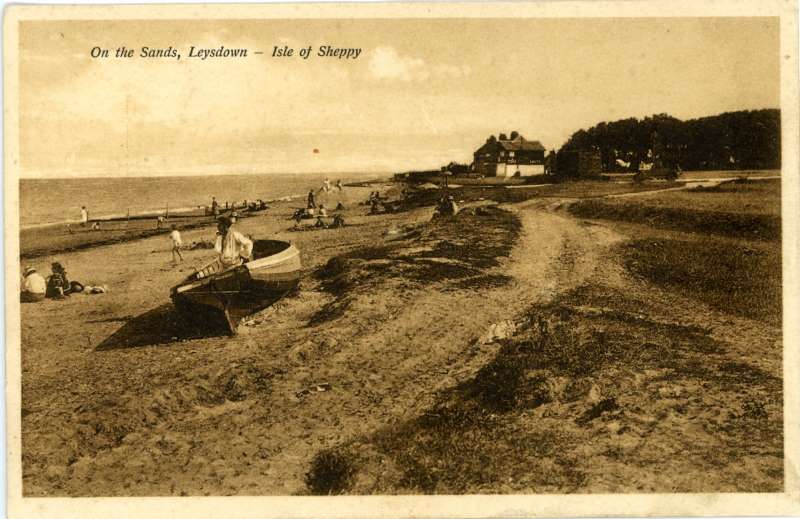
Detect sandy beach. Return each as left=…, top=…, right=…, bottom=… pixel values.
left=18, top=177, right=782, bottom=495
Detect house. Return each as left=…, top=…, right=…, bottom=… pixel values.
left=472, top=132, right=546, bottom=177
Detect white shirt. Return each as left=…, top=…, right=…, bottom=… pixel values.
left=80, top=208, right=88, bottom=223
left=22, top=272, right=46, bottom=294
left=170, top=229, right=182, bottom=246
left=214, top=229, right=253, bottom=267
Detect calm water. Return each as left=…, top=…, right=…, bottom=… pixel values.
left=20, top=172, right=384, bottom=227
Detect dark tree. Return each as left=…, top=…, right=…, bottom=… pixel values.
left=558, top=109, right=780, bottom=172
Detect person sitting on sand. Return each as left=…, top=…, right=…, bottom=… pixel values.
left=446, top=195, right=459, bottom=215
left=332, top=214, right=346, bottom=228
left=214, top=216, right=253, bottom=268
left=434, top=196, right=458, bottom=217
left=46, top=262, right=84, bottom=299
left=170, top=224, right=184, bottom=264
left=21, top=266, right=46, bottom=303
left=318, top=204, right=328, bottom=217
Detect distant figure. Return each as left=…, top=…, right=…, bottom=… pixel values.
left=156, top=215, right=166, bottom=229
left=215, top=216, right=253, bottom=268
left=335, top=179, right=343, bottom=191
left=21, top=267, right=46, bottom=303
left=170, top=224, right=184, bottom=264
left=80, top=206, right=88, bottom=226
left=335, top=202, right=345, bottom=211
left=318, top=205, right=328, bottom=217
left=91, top=221, right=101, bottom=231
left=447, top=195, right=459, bottom=215
left=230, top=211, right=239, bottom=224
left=332, top=214, right=346, bottom=228
left=211, top=197, right=219, bottom=217
left=323, top=178, right=331, bottom=192
left=291, top=208, right=306, bottom=223
left=307, top=189, right=316, bottom=209
left=370, top=197, right=381, bottom=214
left=435, top=196, right=458, bottom=217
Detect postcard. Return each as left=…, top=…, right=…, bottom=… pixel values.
left=4, top=1, right=800, bottom=518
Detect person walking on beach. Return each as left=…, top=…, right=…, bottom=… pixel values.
left=21, top=267, right=46, bottom=303
left=211, top=197, right=219, bottom=217
left=323, top=178, right=331, bottom=192
left=335, top=179, right=343, bottom=191
left=80, top=206, right=89, bottom=227
left=307, top=189, right=316, bottom=210
left=214, top=216, right=253, bottom=268
left=170, top=224, right=184, bottom=264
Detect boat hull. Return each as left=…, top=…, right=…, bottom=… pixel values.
left=170, top=241, right=301, bottom=334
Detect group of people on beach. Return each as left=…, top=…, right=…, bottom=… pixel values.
left=20, top=262, right=106, bottom=303
left=66, top=206, right=100, bottom=234
left=50, top=182, right=349, bottom=293
left=321, top=178, right=343, bottom=193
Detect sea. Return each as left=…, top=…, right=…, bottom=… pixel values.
left=20, top=172, right=387, bottom=229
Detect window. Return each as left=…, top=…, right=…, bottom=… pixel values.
left=509, top=151, right=515, bottom=158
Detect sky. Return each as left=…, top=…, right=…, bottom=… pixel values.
left=19, top=17, right=780, bottom=178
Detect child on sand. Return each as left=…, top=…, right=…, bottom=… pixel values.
left=170, top=224, right=184, bottom=264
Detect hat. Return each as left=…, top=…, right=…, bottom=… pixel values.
left=217, top=216, right=232, bottom=227
left=24, top=266, right=36, bottom=276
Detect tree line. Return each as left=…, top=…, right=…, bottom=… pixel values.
left=556, top=109, right=780, bottom=172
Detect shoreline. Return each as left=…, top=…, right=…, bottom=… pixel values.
left=20, top=194, right=304, bottom=231
left=18, top=186, right=390, bottom=260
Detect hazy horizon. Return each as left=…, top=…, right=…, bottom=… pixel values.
left=20, top=17, right=780, bottom=179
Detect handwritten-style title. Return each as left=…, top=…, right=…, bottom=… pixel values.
left=90, top=45, right=362, bottom=61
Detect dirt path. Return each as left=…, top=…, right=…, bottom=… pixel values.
left=250, top=202, right=625, bottom=494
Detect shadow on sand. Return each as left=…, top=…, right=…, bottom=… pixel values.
left=95, top=303, right=228, bottom=351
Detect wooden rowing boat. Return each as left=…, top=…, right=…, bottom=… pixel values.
left=170, top=239, right=301, bottom=334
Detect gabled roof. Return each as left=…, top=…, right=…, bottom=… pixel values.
left=499, top=135, right=545, bottom=152
left=474, top=134, right=545, bottom=154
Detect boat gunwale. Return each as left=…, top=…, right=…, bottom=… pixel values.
left=171, top=242, right=301, bottom=295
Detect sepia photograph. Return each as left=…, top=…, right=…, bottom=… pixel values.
left=3, top=1, right=800, bottom=518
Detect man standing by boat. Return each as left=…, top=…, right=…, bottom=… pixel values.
left=214, top=216, right=253, bottom=268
